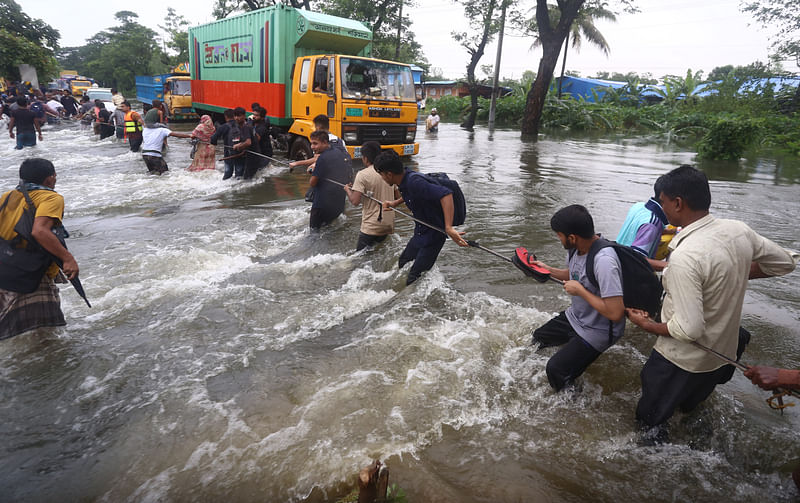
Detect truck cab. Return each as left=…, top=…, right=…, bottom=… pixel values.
left=288, top=54, right=418, bottom=160
left=163, top=76, right=197, bottom=121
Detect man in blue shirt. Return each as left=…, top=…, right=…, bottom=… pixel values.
left=375, top=150, right=468, bottom=285
left=308, top=130, right=352, bottom=229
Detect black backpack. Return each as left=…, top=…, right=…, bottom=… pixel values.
left=413, top=172, right=466, bottom=226
left=583, top=237, right=663, bottom=318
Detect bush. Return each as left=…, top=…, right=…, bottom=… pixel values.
left=696, top=117, right=762, bottom=160
left=425, top=96, right=469, bottom=120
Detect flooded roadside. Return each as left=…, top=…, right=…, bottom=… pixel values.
left=0, top=119, right=798, bottom=502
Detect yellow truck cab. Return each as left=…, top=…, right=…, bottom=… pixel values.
left=288, top=55, right=418, bottom=159
left=163, top=75, right=196, bottom=121
left=188, top=5, right=419, bottom=161
left=69, top=79, right=93, bottom=97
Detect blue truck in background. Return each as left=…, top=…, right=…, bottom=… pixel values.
left=135, top=64, right=197, bottom=121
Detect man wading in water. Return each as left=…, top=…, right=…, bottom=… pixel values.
left=376, top=150, right=468, bottom=284
left=0, top=159, right=79, bottom=340
left=626, top=165, right=798, bottom=443
left=529, top=205, right=625, bottom=391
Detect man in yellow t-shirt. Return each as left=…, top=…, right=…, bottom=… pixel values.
left=343, top=141, right=400, bottom=251
left=0, top=158, right=79, bottom=340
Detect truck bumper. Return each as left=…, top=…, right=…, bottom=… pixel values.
left=349, top=143, right=419, bottom=159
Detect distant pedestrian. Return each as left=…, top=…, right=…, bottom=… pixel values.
left=8, top=96, right=42, bottom=149
left=426, top=108, right=440, bottom=132
left=188, top=115, right=216, bottom=172
left=141, top=122, right=191, bottom=175
left=120, top=101, right=144, bottom=152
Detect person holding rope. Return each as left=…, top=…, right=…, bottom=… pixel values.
left=626, top=165, right=798, bottom=442
left=343, top=141, right=399, bottom=251
left=307, top=130, right=351, bottom=230
left=375, top=150, right=468, bottom=285
left=0, top=159, right=79, bottom=340
left=529, top=205, right=626, bottom=391
left=141, top=120, right=192, bottom=175
left=746, top=365, right=800, bottom=490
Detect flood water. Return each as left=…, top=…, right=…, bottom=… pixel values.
left=1, top=118, right=799, bottom=503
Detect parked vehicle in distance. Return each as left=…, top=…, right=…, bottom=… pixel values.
left=85, top=87, right=116, bottom=112
left=135, top=63, right=198, bottom=121
left=188, top=4, right=419, bottom=160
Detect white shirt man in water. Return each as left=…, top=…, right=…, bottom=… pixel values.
left=626, top=165, right=798, bottom=442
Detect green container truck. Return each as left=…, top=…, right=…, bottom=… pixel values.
left=188, top=4, right=419, bottom=159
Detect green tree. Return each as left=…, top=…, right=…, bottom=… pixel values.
left=453, top=0, right=508, bottom=130
left=519, top=0, right=636, bottom=138
left=56, top=11, right=165, bottom=94
left=0, top=0, right=60, bottom=81
left=159, top=8, right=190, bottom=66
left=212, top=0, right=312, bottom=19
left=315, top=0, right=427, bottom=64
left=741, top=0, right=800, bottom=64
left=530, top=4, right=616, bottom=97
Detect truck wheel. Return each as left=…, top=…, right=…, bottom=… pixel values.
left=289, top=137, right=312, bottom=161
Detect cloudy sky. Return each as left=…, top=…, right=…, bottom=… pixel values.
left=19, top=0, right=799, bottom=81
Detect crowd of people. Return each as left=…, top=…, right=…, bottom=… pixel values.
left=2, top=93, right=800, bottom=491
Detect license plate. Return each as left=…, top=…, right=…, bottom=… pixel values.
left=403, top=144, right=414, bottom=155
left=353, top=147, right=362, bottom=158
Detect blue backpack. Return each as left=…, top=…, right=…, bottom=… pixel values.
left=29, top=101, right=44, bottom=118
left=413, top=172, right=466, bottom=226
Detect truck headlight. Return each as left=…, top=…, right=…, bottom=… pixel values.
left=342, top=125, right=358, bottom=143
left=405, top=125, right=416, bottom=143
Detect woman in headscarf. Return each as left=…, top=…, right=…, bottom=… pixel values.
left=188, top=115, right=216, bottom=171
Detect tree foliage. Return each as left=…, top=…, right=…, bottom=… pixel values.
left=452, top=0, right=508, bottom=129
left=159, top=8, right=190, bottom=66
left=741, top=0, right=800, bottom=63
left=315, top=0, right=427, bottom=64
left=212, top=0, right=312, bottom=19
left=519, top=0, right=636, bottom=138
left=55, top=11, right=166, bottom=94
left=0, top=0, right=60, bottom=81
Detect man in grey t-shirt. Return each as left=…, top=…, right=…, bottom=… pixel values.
left=530, top=204, right=625, bottom=391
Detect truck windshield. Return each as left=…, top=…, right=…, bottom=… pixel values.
left=172, top=80, right=191, bottom=96
left=340, top=58, right=415, bottom=102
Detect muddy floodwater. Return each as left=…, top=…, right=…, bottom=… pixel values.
left=1, top=119, right=799, bottom=502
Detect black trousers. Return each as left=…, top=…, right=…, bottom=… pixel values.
left=398, top=233, right=446, bottom=285
left=532, top=311, right=602, bottom=391
left=309, top=208, right=341, bottom=230
left=636, top=327, right=751, bottom=428
left=356, top=232, right=388, bottom=251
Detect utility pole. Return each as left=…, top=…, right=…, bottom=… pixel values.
left=395, top=0, right=403, bottom=60
left=488, top=0, right=507, bottom=128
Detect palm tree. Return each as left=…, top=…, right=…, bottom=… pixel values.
left=530, top=5, right=617, bottom=98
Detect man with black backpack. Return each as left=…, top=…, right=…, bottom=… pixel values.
left=375, top=150, right=468, bottom=285
left=0, top=158, right=79, bottom=341
left=529, top=205, right=626, bottom=391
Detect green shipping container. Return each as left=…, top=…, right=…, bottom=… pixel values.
left=189, top=4, right=372, bottom=126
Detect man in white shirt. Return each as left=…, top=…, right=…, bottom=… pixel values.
left=626, top=165, right=798, bottom=441
left=425, top=108, right=440, bottom=132
left=141, top=122, right=191, bottom=175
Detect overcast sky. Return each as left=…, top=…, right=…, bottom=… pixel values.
left=19, top=0, right=799, bottom=81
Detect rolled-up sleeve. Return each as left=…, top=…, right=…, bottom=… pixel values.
left=753, top=233, right=799, bottom=277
